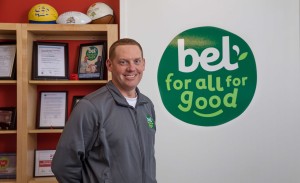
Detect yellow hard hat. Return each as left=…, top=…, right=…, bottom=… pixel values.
left=28, top=4, right=58, bottom=24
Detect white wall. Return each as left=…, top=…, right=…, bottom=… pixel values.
left=120, top=0, right=300, bottom=182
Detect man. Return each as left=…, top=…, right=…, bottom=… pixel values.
left=51, top=38, right=157, bottom=183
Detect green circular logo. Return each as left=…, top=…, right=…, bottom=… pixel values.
left=157, top=26, right=257, bottom=126
left=86, top=46, right=98, bottom=61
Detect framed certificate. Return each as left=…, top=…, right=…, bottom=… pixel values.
left=77, top=42, right=106, bottom=80
left=0, top=153, right=16, bottom=179
left=37, top=91, right=67, bottom=129
left=0, top=107, right=16, bottom=130
left=0, top=42, right=16, bottom=80
left=32, top=41, right=69, bottom=80
left=71, top=95, right=84, bottom=111
left=34, top=150, right=55, bottom=177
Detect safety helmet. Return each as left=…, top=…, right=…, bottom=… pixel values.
left=28, top=4, right=58, bottom=24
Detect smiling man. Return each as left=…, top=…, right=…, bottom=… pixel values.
left=52, top=38, right=157, bottom=183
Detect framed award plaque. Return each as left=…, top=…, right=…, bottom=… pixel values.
left=77, top=42, right=106, bottom=80
left=32, top=41, right=69, bottom=80
left=0, top=153, right=16, bottom=179
left=34, top=150, right=55, bottom=177
left=0, top=107, right=16, bottom=130
left=0, top=42, right=16, bottom=80
left=37, top=91, right=67, bottom=129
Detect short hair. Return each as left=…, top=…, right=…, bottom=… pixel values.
left=109, top=38, right=143, bottom=59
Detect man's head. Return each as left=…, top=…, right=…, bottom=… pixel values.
left=109, top=38, right=143, bottom=59
left=106, top=38, right=145, bottom=97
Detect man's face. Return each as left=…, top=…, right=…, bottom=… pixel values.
left=106, top=45, right=145, bottom=96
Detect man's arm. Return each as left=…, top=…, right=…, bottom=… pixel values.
left=51, top=99, right=99, bottom=182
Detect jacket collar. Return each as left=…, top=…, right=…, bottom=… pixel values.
left=106, top=81, right=148, bottom=107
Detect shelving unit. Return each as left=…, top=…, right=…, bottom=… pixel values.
left=0, top=23, right=118, bottom=183
left=0, top=23, right=21, bottom=183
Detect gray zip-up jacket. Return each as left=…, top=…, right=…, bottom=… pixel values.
left=51, top=81, right=156, bottom=183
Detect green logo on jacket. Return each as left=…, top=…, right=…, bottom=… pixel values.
left=146, top=115, right=155, bottom=129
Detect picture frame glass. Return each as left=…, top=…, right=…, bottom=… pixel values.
left=32, top=41, right=68, bottom=80
left=0, top=42, right=16, bottom=80
left=0, top=107, right=16, bottom=130
left=37, top=91, right=67, bottom=129
left=0, top=153, right=16, bottom=179
left=78, top=42, right=106, bottom=80
left=34, top=150, right=55, bottom=177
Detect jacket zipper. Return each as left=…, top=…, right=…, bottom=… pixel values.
left=131, top=106, right=145, bottom=183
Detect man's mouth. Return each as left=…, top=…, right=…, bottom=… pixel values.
left=124, top=74, right=136, bottom=79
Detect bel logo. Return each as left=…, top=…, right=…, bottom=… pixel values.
left=157, top=26, right=257, bottom=126
left=86, top=46, right=98, bottom=61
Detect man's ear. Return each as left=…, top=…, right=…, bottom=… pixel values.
left=106, top=59, right=112, bottom=71
left=143, top=58, right=146, bottom=71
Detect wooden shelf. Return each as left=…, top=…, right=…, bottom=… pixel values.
left=28, top=177, right=57, bottom=183
left=0, top=23, right=17, bottom=40
left=0, top=130, right=17, bottom=134
left=0, top=80, right=17, bottom=84
left=29, top=80, right=108, bottom=85
left=28, top=129, right=63, bottom=134
left=0, top=180, right=16, bottom=183
left=23, top=24, right=115, bottom=41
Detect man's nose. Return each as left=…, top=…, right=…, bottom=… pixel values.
left=127, top=62, right=136, bottom=71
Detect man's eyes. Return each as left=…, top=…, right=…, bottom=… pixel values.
left=119, top=60, right=128, bottom=65
left=134, top=59, right=142, bottom=64
left=118, top=59, right=142, bottom=65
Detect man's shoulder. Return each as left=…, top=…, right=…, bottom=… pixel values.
left=84, top=85, right=110, bottom=101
